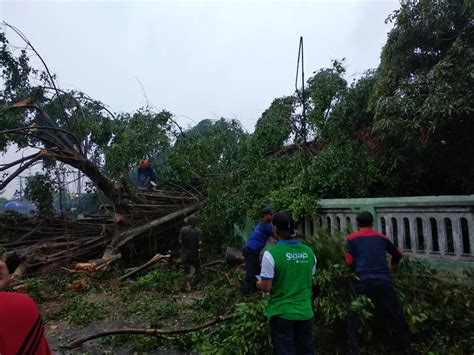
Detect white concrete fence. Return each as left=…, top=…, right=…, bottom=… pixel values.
left=300, top=196, right=474, bottom=262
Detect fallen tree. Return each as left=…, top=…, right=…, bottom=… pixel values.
left=0, top=185, right=205, bottom=275
left=2, top=100, right=200, bottom=274
left=0, top=99, right=205, bottom=274
left=0, top=22, right=205, bottom=276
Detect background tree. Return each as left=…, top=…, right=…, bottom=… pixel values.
left=371, top=0, right=474, bottom=194
left=24, top=173, right=54, bottom=218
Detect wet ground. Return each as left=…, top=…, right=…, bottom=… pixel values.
left=43, top=290, right=206, bottom=353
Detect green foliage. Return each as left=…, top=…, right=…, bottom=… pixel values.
left=315, top=264, right=371, bottom=326
left=233, top=214, right=255, bottom=246
left=104, top=108, right=171, bottom=177
left=307, top=59, right=347, bottom=134
left=266, top=169, right=315, bottom=218
left=2, top=3, right=474, bottom=351
left=394, top=259, right=474, bottom=353
left=192, top=266, right=241, bottom=321
left=305, top=228, right=346, bottom=269
left=124, top=266, right=181, bottom=297
left=61, top=295, right=108, bottom=326
left=74, top=192, right=100, bottom=215
left=168, top=118, right=247, bottom=182
left=307, top=143, right=386, bottom=198
left=249, top=96, right=294, bottom=158
left=22, top=277, right=46, bottom=304
left=0, top=196, right=7, bottom=213
left=371, top=0, right=474, bottom=194
left=199, top=300, right=271, bottom=355
left=306, top=228, right=474, bottom=353
left=24, top=173, right=54, bottom=218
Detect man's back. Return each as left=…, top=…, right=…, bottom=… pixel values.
left=262, top=240, right=316, bottom=320
left=180, top=225, right=202, bottom=251
left=346, top=229, right=401, bottom=282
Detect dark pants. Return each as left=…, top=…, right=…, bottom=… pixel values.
left=243, top=246, right=260, bottom=294
left=182, top=249, right=201, bottom=278
left=347, top=279, right=411, bottom=354
left=269, top=316, right=315, bottom=355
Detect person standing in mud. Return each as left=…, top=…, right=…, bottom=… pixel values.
left=179, top=216, right=203, bottom=291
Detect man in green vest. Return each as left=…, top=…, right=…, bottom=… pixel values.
left=257, top=212, right=317, bottom=355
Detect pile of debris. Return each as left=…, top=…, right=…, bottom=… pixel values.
left=0, top=185, right=205, bottom=278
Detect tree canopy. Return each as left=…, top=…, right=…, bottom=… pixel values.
left=1, top=0, right=472, bottom=229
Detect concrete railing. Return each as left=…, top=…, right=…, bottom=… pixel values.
left=300, top=196, right=474, bottom=262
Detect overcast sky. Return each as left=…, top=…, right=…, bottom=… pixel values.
left=0, top=0, right=399, bottom=198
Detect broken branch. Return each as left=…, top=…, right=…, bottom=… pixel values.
left=118, top=253, right=170, bottom=281
left=0, top=154, right=42, bottom=191
left=66, top=314, right=233, bottom=349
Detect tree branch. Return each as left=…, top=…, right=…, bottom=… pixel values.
left=0, top=125, right=83, bottom=142
left=0, top=154, right=42, bottom=190
left=0, top=152, right=41, bottom=171
left=9, top=98, right=82, bottom=153
left=2, top=21, right=78, bottom=151
left=118, top=253, right=170, bottom=281
left=66, top=314, right=233, bottom=349
left=42, top=86, right=117, bottom=120
left=0, top=126, right=70, bottom=151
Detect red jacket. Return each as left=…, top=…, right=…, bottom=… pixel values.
left=0, top=292, right=51, bottom=355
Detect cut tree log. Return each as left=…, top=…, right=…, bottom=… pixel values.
left=73, top=253, right=122, bottom=273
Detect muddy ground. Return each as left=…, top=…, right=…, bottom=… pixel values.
left=30, top=262, right=241, bottom=354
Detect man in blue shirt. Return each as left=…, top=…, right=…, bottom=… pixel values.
left=346, top=211, right=411, bottom=354
left=242, top=207, right=273, bottom=295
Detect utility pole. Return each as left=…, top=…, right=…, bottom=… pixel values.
left=19, top=176, right=23, bottom=199
left=295, top=36, right=307, bottom=145
left=77, top=170, right=81, bottom=197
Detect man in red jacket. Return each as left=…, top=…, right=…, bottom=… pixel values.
left=0, top=261, right=51, bottom=354
left=345, top=211, right=411, bottom=354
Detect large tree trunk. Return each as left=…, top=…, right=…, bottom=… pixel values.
left=49, top=150, right=123, bottom=208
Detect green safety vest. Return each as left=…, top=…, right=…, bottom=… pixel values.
left=266, top=242, right=316, bottom=320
